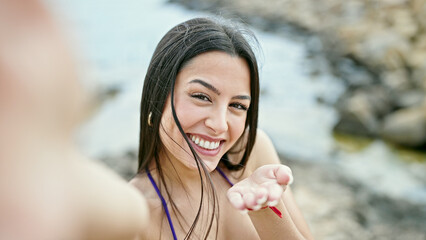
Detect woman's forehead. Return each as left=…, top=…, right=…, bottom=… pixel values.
left=177, top=51, right=251, bottom=91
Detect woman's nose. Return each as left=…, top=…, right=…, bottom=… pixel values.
left=205, top=107, right=228, bottom=134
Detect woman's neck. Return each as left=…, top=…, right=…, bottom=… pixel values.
left=149, top=149, right=212, bottom=196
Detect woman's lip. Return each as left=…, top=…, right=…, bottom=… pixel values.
left=187, top=133, right=225, bottom=142
left=188, top=139, right=223, bottom=157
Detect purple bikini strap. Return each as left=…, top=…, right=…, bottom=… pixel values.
left=215, top=167, right=234, bottom=186
left=146, top=168, right=178, bottom=240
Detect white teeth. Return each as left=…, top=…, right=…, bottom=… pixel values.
left=189, top=134, right=220, bottom=150
left=204, top=141, right=210, bottom=149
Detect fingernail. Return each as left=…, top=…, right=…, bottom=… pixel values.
left=239, top=209, right=248, bottom=214
left=289, top=176, right=294, bottom=185
left=256, top=196, right=267, bottom=205
left=267, top=200, right=278, bottom=207
left=252, top=204, right=261, bottom=211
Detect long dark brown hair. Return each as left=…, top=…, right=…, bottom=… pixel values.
left=137, top=17, right=260, bottom=239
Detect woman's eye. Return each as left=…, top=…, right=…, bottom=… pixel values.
left=230, top=103, right=248, bottom=111
left=191, top=93, right=211, bottom=102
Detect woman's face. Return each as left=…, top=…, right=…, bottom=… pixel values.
left=159, top=51, right=251, bottom=172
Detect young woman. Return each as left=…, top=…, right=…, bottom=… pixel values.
left=130, top=17, right=314, bottom=239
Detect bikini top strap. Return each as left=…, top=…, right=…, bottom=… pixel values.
left=146, top=168, right=178, bottom=240
left=215, top=167, right=234, bottom=186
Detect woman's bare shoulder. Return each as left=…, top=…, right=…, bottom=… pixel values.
left=227, top=129, right=280, bottom=179
left=130, top=172, right=162, bottom=204
left=129, top=173, right=165, bottom=239
left=246, top=129, right=281, bottom=171
left=129, top=173, right=153, bottom=196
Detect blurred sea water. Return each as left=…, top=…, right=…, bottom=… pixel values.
left=47, top=0, right=425, bottom=204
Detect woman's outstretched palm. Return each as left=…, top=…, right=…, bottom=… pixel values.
left=227, top=164, right=293, bottom=211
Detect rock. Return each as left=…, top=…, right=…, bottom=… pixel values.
left=366, top=86, right=394, bottom=117
left=286, top=157, right=426, bottom=240
left=381, top=69, right=412, bottom=93
left=381, top=106, right=426, bottom=147
left=334, top=21, right=379, bottom=56
left=333, top=57, right=377, bottom=87
left=352, top=29, right=411, bottom=70
left=381, top=0, right=408, bottom=6
left=387, top=8, right=418, bottom=39
left=412, top=0, right=426, bottom=29
left=412, top=66, right=426, bottom=90
left=334, top=90, right=380, bottom=137
left=406, top=36, right=426, bottom=70
left=393, top=89, right=426, bottom=108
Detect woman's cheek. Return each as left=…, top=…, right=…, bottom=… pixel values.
left=176, top=104, right=206, bottom=127
left=229, top=115, right=247, bottom=139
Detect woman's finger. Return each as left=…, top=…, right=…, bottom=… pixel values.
left=274, top=165, right=293, bottom=186
left=227, top=191, right=245, bottom=211
left=254, top=187, right=268, bottom=205
left=242, top=192, right=257, bottom=209
left=266, top=183, right=283, bottom=206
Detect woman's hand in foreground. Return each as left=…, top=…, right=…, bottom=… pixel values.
left=227, top=164, right=293, bottom=212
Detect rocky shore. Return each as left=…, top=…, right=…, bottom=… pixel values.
left=169, top=0, right=426, bottom=149
left=100, top=150, right=426, bottom=240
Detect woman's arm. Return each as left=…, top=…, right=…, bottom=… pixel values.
left=229, top=129, right=314, bottom=240
left=253, top=130, right=313, bottom=239
left=72, top=157, right=150, bottom=240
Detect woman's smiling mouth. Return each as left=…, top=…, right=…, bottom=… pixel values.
left=187, top=134, right=224, bottom=153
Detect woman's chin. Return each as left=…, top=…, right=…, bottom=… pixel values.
left=185, top=158, right=220, bottom=173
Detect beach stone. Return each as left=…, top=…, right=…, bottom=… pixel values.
left=334, top=90, right=380, bottom=137
left=287, top=157, right=426, bottom=240
left=381, top=106, right=426, bottom=147
left=407, top=49, right=426, bottom=70
left=412, top=66, right=426, bottom=90
left=381, top=69, right=412, bottom=92
left=334, top=21, right=379, bottom=55
left=381, top=0, right=408, bottom=6
left=394, top=89, right=425, bottom=108
left=387, top=8, right=418, bottom=39
left=364, top=86, right=394, bottom=117
left=333, top=57, right=377, bottom=87
left=353, top=30, right=410, bottom=70
left=412, top=0, right=426, bottom=29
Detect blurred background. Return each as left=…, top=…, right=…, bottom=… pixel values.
left=45, top=0, right=425, bottom=239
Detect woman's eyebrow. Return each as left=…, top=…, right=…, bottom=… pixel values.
left=189, top=79, right=250, bottom=100
left=189, top=79, right=221, bottom=95
left=232, top=95, right=251, bottom=100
